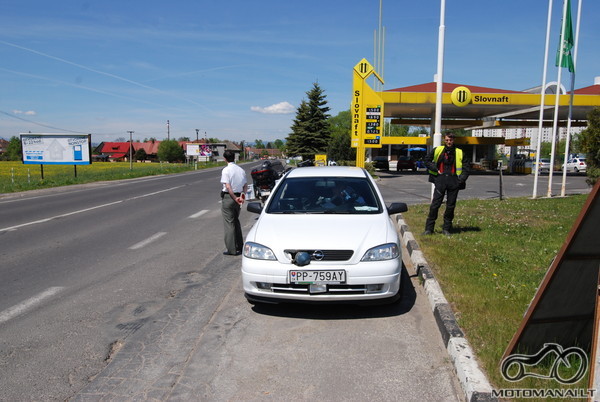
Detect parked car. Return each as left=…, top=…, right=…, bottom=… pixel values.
left=533, top=158, right=552, bottom=173
left=242, top=166, right=408, bottom=305
left=562, top=157, right=587, bottom=173
left=396, top=156, right=417, bottom=172
left=372, top=156, right=389, bottom=171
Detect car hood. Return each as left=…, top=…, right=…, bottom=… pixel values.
left=246, top=212, right=396, bottom=258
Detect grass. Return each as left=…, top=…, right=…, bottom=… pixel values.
left=0, top=160, right=225, bottom=194
left=402, top=194, right=591, bottom=397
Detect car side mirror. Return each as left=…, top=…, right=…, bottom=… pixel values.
left=247, top=202, right=263, bottom=214
left=387, top=202, right=408, bottom=215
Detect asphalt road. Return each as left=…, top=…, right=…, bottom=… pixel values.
left=0, top=163, right=465, bottom=401
left=0, top=165, right=590, bottom=401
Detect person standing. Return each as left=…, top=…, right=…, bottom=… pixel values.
left=221, top=150, right=248, bottom=255
left=423, top=132, right=469, bottom=236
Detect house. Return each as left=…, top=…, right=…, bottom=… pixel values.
left=94, top=142, right=134, bottom=161
left=94, top=140, right=244, bottom=162
left=0, top=138, right=9, bottom=157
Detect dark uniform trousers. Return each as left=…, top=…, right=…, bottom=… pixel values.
left=221, top=193, right=243, bottom=254
left=425, top=174, right=460, bottom=232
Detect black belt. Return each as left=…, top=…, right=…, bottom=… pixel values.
left=221, top=191, right=241, bottom=198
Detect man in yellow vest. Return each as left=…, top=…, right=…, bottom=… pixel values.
left=423, top=132, right=469, bottom=236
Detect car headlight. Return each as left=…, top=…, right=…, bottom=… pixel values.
left=243, top=242, right=277, bottom=260
left=361, top=243, right=399, bottom=261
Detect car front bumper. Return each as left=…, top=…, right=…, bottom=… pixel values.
left=241, top=257, right=402, bottom=303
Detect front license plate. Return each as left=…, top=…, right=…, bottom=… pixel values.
left=289, top=270, right=346, bottom=284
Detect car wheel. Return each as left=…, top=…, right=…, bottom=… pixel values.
left=412, top=167, right=417, bottom=172
left=574, top=167, right=579, bottom=173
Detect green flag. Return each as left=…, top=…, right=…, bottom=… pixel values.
left=556, top=0, right=575, bottom=73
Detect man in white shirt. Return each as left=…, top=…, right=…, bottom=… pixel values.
left=220, top=150, right=248, bottom=255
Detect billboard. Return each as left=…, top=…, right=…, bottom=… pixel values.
left=20, top=134, right=92, bottom=165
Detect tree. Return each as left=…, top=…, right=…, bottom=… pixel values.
left=134, top=148, right=147, bottom=161
left=273, top=139, right=284, bottom=150
left=6, top=136, right=22, bottom=161
left=157, top=139, right=185, bottom=162
left=286, top=82, right=331, bottom=160
left=579, top=107, right=600, bottom=185
left=386, top=123, right=410, bottom=136
left=327, top=110, right=355, bottom=162
left=254, top=139, right=265, bottom=149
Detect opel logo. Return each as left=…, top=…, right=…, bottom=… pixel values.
left=312, top=250, right=325, bottom=261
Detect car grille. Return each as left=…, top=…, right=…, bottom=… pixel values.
left=284, top=249, right=354, bottom=262
left=271, top=283, right=368, bottom=295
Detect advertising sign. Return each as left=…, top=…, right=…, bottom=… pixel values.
left=351, top=59, right=383, bottom=151
left=20, top=134, right=92, bottom=165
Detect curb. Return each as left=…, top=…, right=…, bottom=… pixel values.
left=396, top=215, right=497, bottom=402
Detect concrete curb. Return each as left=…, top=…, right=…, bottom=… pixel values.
left=396, top=215, right=497, bottom=402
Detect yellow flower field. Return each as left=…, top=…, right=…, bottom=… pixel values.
left=0, top=161, right=217, bottom=193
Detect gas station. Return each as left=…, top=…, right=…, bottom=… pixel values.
left=352, top=58, right=600, bottom=172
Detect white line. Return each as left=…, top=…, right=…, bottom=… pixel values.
left=129, top=232, right=167, bottom=250
left=0, top=185, right=185, bottom=233
left=0, top=287, right=65, bottom=324
left=188, top=209, right=209, bottom=219
left=0, top=200, right=123, bottom=232
left=128, top=186, right=183, bottom=200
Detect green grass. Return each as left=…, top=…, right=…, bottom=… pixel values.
left=403, top=195, right=590, bottom=397
left=0, top=161, right=226, bottom=194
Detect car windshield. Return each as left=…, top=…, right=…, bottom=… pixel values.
left=266, top=177, right=382, bottom=214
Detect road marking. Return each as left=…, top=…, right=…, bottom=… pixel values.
left=129, top=232, right=167, bottom=250
left=0, top=287, right=65, bottom=324
left=188, top=209, right=209, bottom=219
left=128, top=186, right=184, bottom=200
left=0, top=186, right=185, bottom=233
left=0, top=201, right=123, bottom=232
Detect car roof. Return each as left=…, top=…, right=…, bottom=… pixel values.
left=286, top=166, right=368, bottom=179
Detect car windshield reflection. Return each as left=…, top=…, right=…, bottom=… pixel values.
left=266, top=177, right=382, bottom=214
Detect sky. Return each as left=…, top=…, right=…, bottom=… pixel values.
left=1, top=0, right=598, bottom=144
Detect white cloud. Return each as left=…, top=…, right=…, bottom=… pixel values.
left=250, top=101, right=295, bottom=115
left=13, top=110, right=37, bottom=116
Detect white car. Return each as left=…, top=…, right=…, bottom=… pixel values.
left=563, top=157, right=587, bottom=173
left=241, top=166, right=408, bottom=305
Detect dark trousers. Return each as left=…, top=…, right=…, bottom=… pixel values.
left=221, top=196, right=243, bottom=254
left=425, top=174, right=460, bottom=232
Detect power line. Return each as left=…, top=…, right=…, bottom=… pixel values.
left=0, top=110, right=88, bottom=134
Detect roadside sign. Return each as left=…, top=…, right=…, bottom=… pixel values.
left=20, top=133, right=92, bottom=165
left=352, top=58, right=384, bottom=153
left=315, top=154, right=327, bottom=166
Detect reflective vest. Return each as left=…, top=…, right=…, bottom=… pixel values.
left=428, top=146, right=463, bottom=176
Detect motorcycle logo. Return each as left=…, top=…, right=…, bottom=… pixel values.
left=501, top=343, right=588, bottom=384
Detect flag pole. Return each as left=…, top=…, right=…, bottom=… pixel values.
left=533, top=0, right=554, bottom=199
left=547, top=0, right=570, bottom=198
left=560, top=0, right=582, bottom=197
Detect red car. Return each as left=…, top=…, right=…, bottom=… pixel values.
left=396, top=156, right=417, bottom=172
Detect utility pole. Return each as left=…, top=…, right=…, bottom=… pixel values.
left=127, top=130, right=134, bottom=170
left=167, top=120, right=170, bottom=140
left=196, top=129, right=199, bottom=142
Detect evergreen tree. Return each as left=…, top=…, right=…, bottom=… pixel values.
left=286, top=83, right=331, bottom=160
